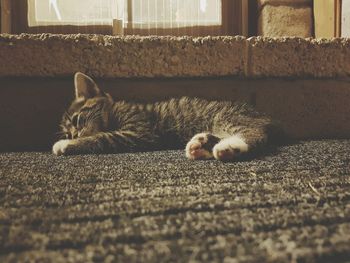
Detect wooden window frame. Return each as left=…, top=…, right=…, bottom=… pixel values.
left=1, top=0, right=257, bottom=36
left=314, top=0, right=342, bottom=38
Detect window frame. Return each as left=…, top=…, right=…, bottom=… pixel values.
left=1, top=0, right=256, bottom=36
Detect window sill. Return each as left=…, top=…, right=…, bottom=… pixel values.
left=1, top=34, right=350, bottom=78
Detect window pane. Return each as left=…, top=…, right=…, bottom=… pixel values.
left=28, top=0, right=222, bottom=35
left=130, top=0, right=221, bottom=28
left=29, top=0, right=122, bottom=26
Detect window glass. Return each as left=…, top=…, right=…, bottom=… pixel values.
left=29, top=0, right=121, bottom=26
left=28, top=0, right=221, bottom=28
left=130, top=0, right=221, bottom=28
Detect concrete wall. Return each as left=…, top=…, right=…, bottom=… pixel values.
left=1, top=34, right=350, bottom=151
left=258, top=0, right=313, bottom=37
left=1, top=34, right=350, bottom=78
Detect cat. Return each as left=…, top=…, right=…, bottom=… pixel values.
left=53, top=72, right=284, bottom=161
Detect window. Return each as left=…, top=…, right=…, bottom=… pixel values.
left=1, top=0, right=253, bottom=36
left=28, top=0, right=121, bottom=26
left=129, top=0, right=221, bottom=26
left=128, top=0, right=222, bottom=35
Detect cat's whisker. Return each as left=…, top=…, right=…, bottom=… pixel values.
left=55, top=131, right=67, bottom=139
left=64, top=111, right=72, bottom=122
left=86, top=111, right=102, bottom=123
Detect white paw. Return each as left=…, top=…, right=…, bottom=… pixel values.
left=52, top=139, right=72, bottom=156
left=213, top=135, right=248, bottom=161
left=185, top=133, right=219, bottom=160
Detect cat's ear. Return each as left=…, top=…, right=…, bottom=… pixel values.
left=74, top=72, right=101, bottom=99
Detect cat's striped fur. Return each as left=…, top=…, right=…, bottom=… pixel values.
left=53, top=72, right=284, bottom=161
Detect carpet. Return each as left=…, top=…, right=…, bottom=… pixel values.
left=1, top=140, right=350, bottom=262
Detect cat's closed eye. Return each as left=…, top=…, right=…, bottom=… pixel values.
left=71, top=114, right=79, bottom=128
left=77, top=115, right=85, bottom=128
left=71, top=113, right=86, bottom=130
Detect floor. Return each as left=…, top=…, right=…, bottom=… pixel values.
left=1, top=140, right=350, bottom=262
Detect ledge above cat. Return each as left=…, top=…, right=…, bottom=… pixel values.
left=1, top=34, right=350, bottom=78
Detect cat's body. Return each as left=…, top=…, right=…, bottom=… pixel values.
left=53, top=73, right=284, bottom=161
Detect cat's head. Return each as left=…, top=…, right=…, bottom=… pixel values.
left=59, top=72, right=113, bottom=139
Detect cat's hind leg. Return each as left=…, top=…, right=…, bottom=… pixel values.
left=185, top=133, right=220, bottom=160
left=212, top=126, right=272, bottom=162
left=212, top=135, right=249, bottom=161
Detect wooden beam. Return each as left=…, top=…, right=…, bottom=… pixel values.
left=247, top=0, right=258, bottom=36
left=314, top=0, right=342, bottom=38
left=241, top=0, right=249, bottom=36
left=1, top=0, right=11, bottom=33
left=222, top=0, right=242, bottom=35
left=335, top=0, right=342, bottom=37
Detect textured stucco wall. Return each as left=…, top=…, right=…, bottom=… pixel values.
left=0, top=34, right=246, bottom=78
left=258, top=0, right=313, bottom=37
left=1, top=34, right=350, bottom=78
left=248, top=37, right=350, bottom=77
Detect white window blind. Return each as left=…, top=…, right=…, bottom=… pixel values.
left=129, top=0, right=221, bottom=28
left=27, top=0, right=222, bottom=36
left=28, top=0, right=123, bottom=26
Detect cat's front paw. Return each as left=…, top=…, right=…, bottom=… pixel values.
left=185, top=133, right=220, bottom=160
left=213, top=135, right=248, bottom=162
left=52, top=139, right=73, bottom=156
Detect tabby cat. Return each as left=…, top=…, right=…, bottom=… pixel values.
left=53, top=72, right=284, bottom=161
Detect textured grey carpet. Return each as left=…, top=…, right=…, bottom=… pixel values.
left=1, top=140, right=350, bottom=263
